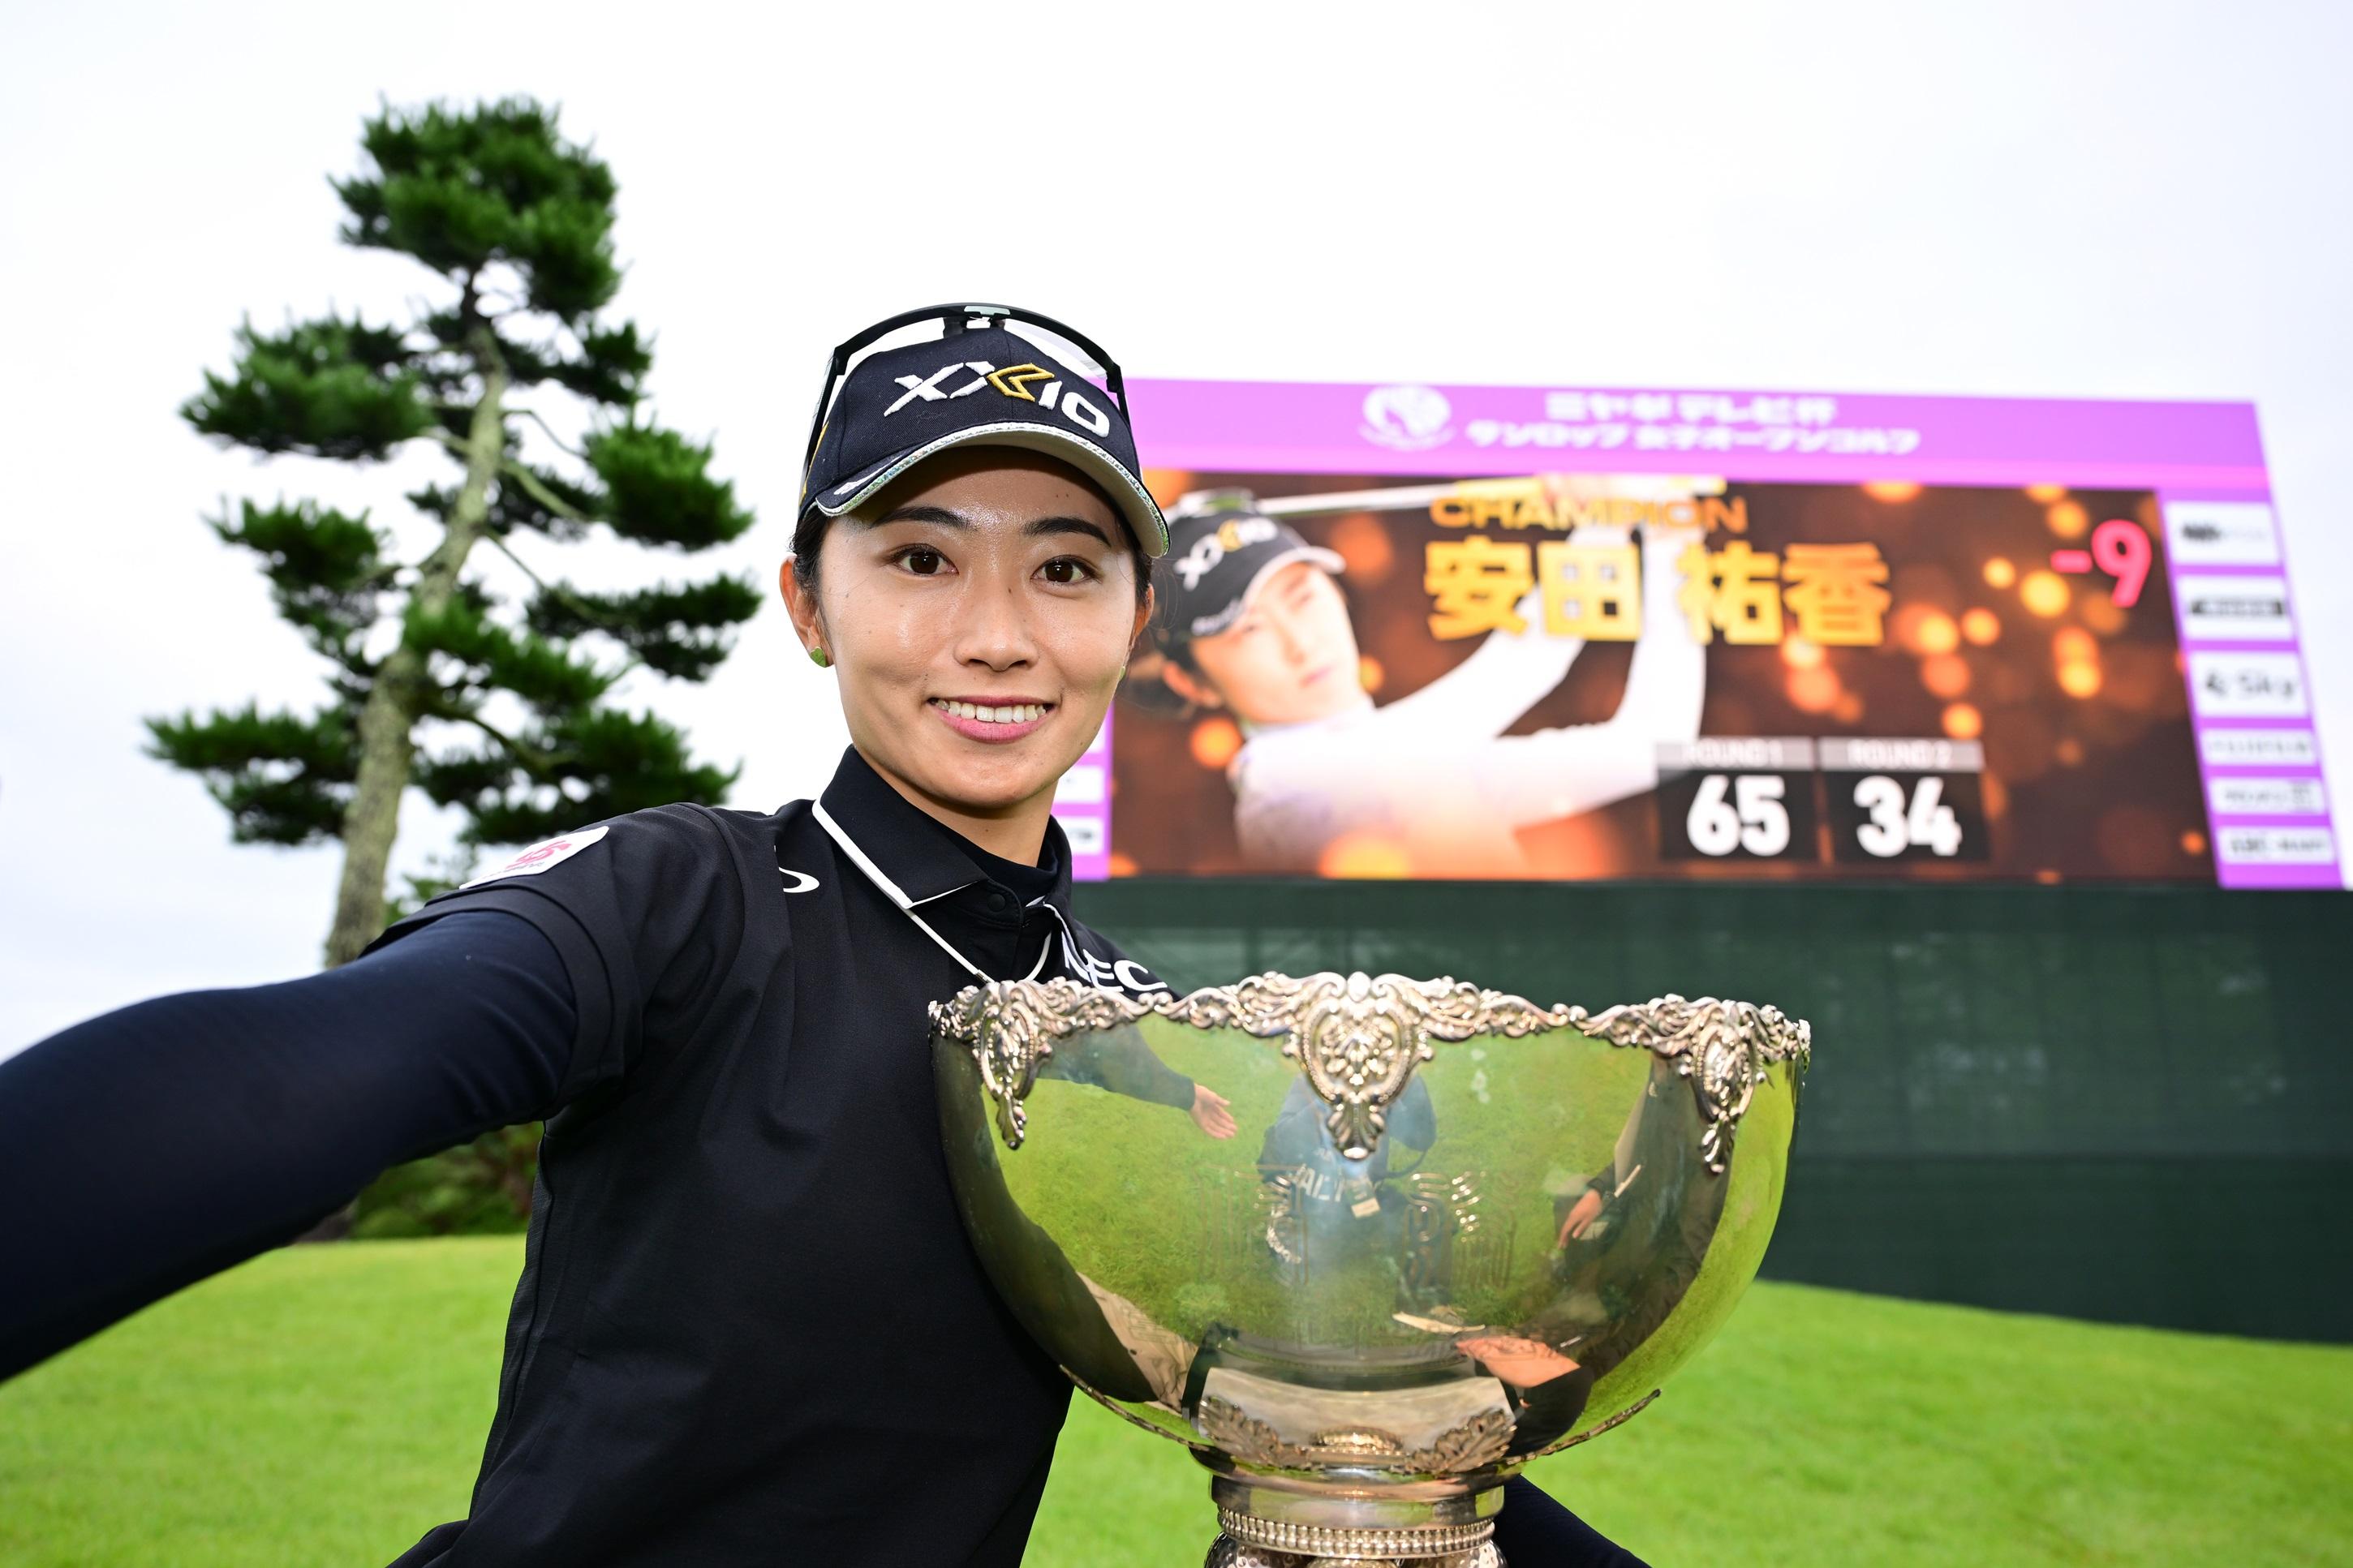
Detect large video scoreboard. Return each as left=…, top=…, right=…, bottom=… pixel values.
left=1049, top=380, right=2334, bottom=890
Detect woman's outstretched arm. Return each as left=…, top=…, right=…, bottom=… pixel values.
left=0, top=909, right=574, bottom=1381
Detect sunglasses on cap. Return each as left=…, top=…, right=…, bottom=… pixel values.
left=798, top=303, right=1133, bottom=479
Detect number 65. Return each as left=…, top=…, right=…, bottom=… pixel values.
left=1686, top=773, right=1791, bottom=857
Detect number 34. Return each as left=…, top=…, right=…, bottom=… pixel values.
left=1854, top=775, right=1964, bottom=857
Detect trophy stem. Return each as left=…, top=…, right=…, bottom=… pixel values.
left=1204, top=1531, right=1503, bottom=1566
left=1202, top=1478, right=1507, bottom=1566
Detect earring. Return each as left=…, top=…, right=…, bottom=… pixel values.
left=809, top=647, right=831, bottom=668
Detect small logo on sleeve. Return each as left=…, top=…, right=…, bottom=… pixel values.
left=460, top=824, right=612, bottom=888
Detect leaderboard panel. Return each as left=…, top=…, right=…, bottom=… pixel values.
left=2161, top=500, right=2333, bottom=888
left=1059, top=379, right=2337, bottom=889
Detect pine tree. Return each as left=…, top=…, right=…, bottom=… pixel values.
left=148, top=97, right=758, bottom=966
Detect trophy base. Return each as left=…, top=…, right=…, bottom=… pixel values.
left=1200, top=1474, right=1507, bottom=1566
left=1204, top=1534, right=1502, bottom=1567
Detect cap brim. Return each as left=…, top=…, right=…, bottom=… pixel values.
left=1177, top=543, right=1349, bottom=642
left=808, top=421, right=1169, bottom=557
left=1237, top=544, right=1347, bottom=612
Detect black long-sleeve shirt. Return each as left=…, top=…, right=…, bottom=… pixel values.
left=2, top=909, right=570, bottom=1379
left=2, top=764, right=1645, bottom=1564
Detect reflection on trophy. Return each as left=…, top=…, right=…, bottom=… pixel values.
left=931, top=972, right=1811, bottom=1566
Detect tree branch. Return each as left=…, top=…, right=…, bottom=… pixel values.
left=407, top=444, right=653, bottom=684
left=512, top=404, right=587, bottom=460
left=433, top=431, right=602, bottom=530
left=449, top=706, right=569, bottom=776
left=499, top=457, right=603, bottom=526
left=481, top=528, right=554, bottom=593
left=478, top=530, right=647, bottom=683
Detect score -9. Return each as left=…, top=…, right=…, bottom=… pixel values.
left=2091, top=518, right=2151, bottom=607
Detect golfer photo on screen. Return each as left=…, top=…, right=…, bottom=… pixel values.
left=0, top=304, right=1646, bottom=1567
left=1150, top=491, right=1707, bottom=876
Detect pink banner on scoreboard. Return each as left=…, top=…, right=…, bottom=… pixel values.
left=1128, top=379, right=2274, bottom=494
left=1050, top=376, right=2336, bottom=890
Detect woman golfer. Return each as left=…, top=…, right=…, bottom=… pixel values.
left=0, top=304, right=1642, bottom=1566
left=1153, top=493, right=1706, bottom=876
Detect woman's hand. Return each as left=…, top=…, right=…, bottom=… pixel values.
left=1189, top=1085, right=1237, bottom=1140
left=1556, top=1188, right=1605, bottom=1247
left=1455, top=1334, right=1581, bottom=1390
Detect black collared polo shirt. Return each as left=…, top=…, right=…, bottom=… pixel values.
left=359, top=745, right=1179, bottom=1566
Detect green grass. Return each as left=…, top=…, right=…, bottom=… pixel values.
left=2, top=1239, right=2349, bottom=1566
left=0, top=1239, right=510, bottom=1566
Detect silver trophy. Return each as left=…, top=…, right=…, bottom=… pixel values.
left=930, top=972, right=1811, bottom=1566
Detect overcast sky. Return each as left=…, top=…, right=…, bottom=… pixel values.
left=4, top=0, right=2348, bottom=1055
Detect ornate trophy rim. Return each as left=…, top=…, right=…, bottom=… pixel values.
left=927, top=969, right=1812, bottom=1173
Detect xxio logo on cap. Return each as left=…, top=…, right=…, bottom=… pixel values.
left=884, top=359, right=1115, bottom=437
left=1175, top=515, right=1282, bottom=589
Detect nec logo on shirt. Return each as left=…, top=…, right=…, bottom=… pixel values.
left=884, top=359, right=1114, bottom=438
left=1058, top=930, right=1168, bottom=998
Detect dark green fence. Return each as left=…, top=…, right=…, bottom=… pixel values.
left=1073, top=879, right=2353, bottom=1344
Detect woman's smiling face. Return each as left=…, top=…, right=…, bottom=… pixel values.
left=781, top=446, right=1149, bottom=845
left=1183, top=560, right=1366, bottom=728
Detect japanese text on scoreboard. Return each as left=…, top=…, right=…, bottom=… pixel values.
left=1043, top=378, right=2333, bottom=889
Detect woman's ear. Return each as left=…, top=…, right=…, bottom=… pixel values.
left=1159, top=657, right=1224, bottom=710
left=779, top=557, right=828, bottom=663
left=1129, top=581, right=1155, bottom=652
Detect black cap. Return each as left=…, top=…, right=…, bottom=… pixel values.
left=1155, top=492, right=1345, bottom=649
left=796, top=309, right=1168, bottom=561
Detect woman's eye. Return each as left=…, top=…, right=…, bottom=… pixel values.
left=899, top=548, right=947, bottom=576
left=1039, top=556, right=1099, bottom=586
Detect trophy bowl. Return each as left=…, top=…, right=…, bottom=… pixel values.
left=930, top=972, right=1811, bottom=1567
